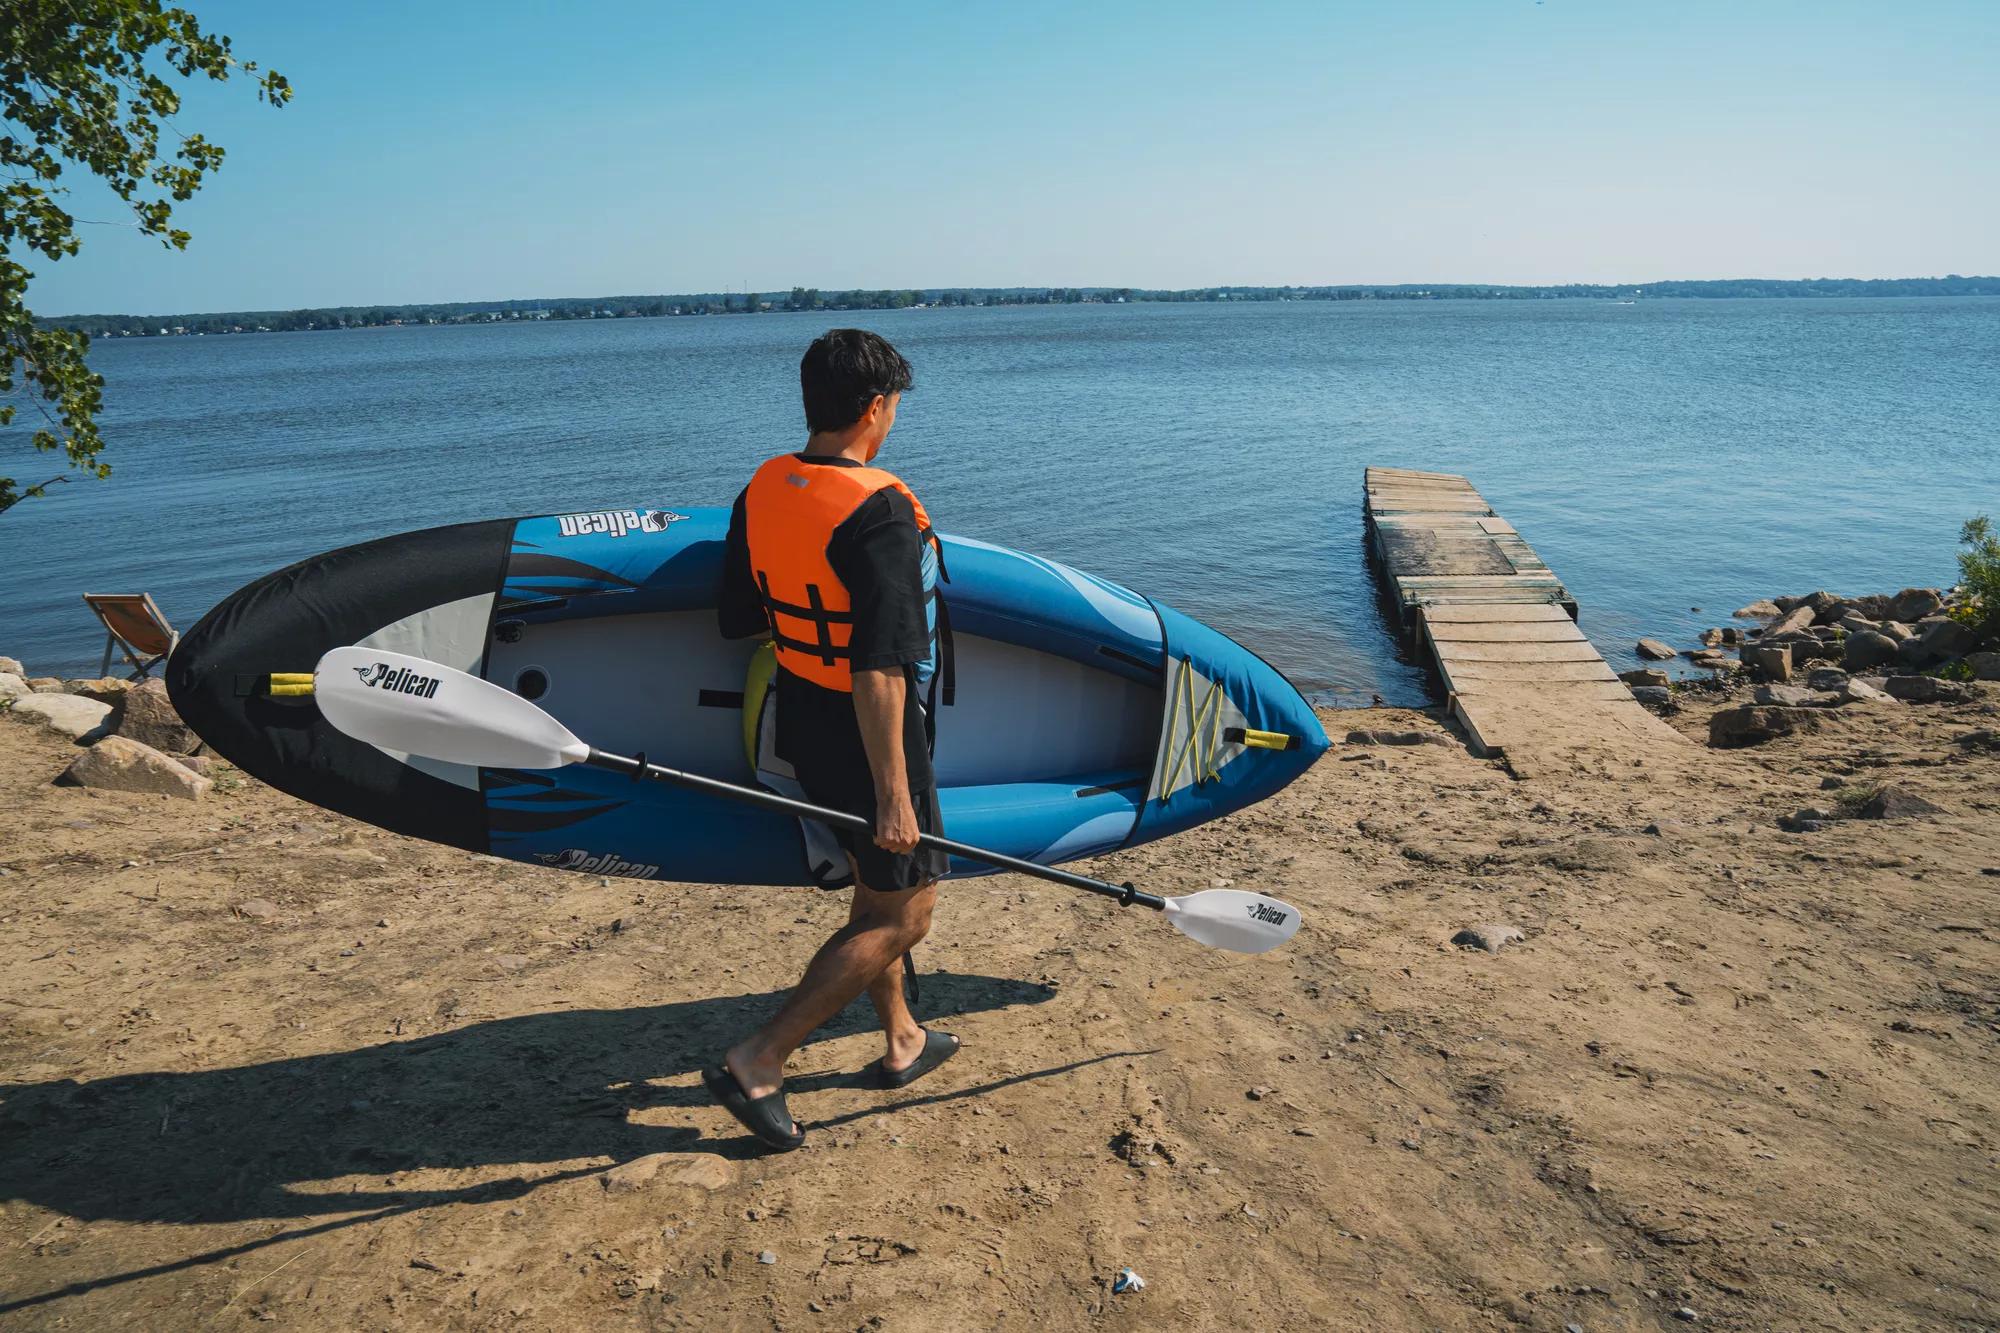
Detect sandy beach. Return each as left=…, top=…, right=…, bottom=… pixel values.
left=2, top=678, right=1997, bottom=1330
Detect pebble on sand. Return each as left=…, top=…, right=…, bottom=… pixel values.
left=1857, top=786, right=1945, bottom=820
left=1451, top=924, right=1526, bottom=954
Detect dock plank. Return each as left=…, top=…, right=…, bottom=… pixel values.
left=1432, top=641, right=1605, bottom=664
left=1443, top=659, right=1620, bottom=683
left=1368, top=466, right=1470, bottom=482
left=1418, top=603, right=1574, bottom=624
left=1366, top=467, right=1683, bottom=761
left=1423, top=621, right=1591, bottom=644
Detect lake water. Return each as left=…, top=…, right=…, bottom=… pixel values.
left=2, top=298, right=1995, bottom=704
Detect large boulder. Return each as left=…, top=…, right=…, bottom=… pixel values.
left=1844, top=630, right=1901, bottom=671
left=1619, top=667, right=1670, bottom=689
left=1884, top=675, right=1972, bottom=705
left=112, top=679, right=201, bottom=755
left=1896, top=637, right=1938, bottom=670
left=1708, top=705, right=1831, bottom=748
left=1743, top=644, right=1792, bottom=682
left=1732, top=600, right=1780, bottom=619
left=1917, top=616, right=1975, bottom=659
left=56, top=736, right=211, bottom=800
left=0, top=671, right=28, bottom=703
left=1888, top=588, right=1943, bottom=622
left=1857, top=786, right=1944, bottom=820
left=1754, top=683, right=1826, bottom=707
left=1879, top=620, right=1915, bottom=642
left=0, top=655, right=23, bottom=675
left=1766, top=604, right=1818, bottom=637
left=8, top=693, right=113, bottom=742
left=65, top=677, right=133, bottom=704
left=1896, top=618, right=1974, bottom=669
left=1840, top=677, right=1897, bottom=705
left=27, top=677, right=65, bottom=693
left=1968, top=651, right=2000, bottom=682
left=1636, top=638, right=1676, bottom=661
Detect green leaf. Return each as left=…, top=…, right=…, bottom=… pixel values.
left=2, top=0, right=287, bottom=515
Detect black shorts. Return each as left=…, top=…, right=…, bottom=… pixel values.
left=792, top=763, right=949, bottom=892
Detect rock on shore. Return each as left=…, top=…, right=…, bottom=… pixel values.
left=8, top=693, right=114, bottom=742
left=114, top=679, right=202, bottom=754
left=57, top=735, right=211, bottom=800
left=1634, top=582, right=1992, bottom=709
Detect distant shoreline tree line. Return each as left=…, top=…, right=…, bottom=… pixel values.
left=37, top=275, right=2000, bottom=339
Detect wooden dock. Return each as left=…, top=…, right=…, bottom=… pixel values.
left=1365, top=467, right=1683, bottom=766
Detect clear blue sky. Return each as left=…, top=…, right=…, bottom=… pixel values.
left=28, top=0, right=2000, bottom=314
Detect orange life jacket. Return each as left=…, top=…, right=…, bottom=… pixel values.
left=743, top=453, right=940, bottom=692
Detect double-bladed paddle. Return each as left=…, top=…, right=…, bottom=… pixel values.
left=313, top=646, right=1302, bottom=955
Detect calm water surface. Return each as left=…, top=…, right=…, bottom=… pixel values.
left=2, top=298, right=1995, bottom=703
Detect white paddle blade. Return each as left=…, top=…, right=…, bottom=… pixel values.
left=1163, top=889, right=1302, bottom=954
left=315, top=647, right=590, bottom=770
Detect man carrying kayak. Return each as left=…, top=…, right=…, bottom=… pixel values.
left=706, top=329, right=960, bottom=1150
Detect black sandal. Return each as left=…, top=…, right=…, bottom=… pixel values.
left=871, top=1029, right=961, bottom=1089
left=703, top=1064, right=805, bottom=1152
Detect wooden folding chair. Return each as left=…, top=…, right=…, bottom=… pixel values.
left=81, top=593, right=180, bottom=680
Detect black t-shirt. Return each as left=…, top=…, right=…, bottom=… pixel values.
left=718, top=455, right=934, bottom=791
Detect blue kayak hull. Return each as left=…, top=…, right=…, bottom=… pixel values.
left=168, top=506, right=1327, bottom=885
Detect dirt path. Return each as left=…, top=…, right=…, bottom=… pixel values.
left=2, top=685, right=1996, bottom=1330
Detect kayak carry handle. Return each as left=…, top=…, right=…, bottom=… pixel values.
left=1224, top=726, right=1296, bottom=751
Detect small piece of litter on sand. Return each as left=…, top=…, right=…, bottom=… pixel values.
left=1113, top=1267, right=1145, bottom=1294
left=757, top=1250, right=777, bottom=1265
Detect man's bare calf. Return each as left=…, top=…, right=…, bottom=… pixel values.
left=725, top=874, right=937, bottom=1132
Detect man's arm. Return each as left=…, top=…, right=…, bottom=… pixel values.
left=853, top=666, right=918, bottom=853
left=716, top=490, right=768, bottom=640
left=832, top=490, right=931, bottom=856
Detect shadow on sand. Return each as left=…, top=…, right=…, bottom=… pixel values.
left=0, top=971, right=1065, bottom=1237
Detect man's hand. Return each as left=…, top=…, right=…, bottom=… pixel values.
left=853, top=665, right=919, bottom=856
left=874, top=790, right=920, bottom=854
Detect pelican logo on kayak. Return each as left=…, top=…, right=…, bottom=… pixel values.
left=555, top=508, right=686, bottom=539
left=534, top=848, right=660, bottom=879
left=351, top=662, right=442, bottom=699
left=1246, top=902, right=1289, bottom=927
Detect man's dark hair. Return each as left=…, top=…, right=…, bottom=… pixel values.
left=799, top=329, right=914, bottom=435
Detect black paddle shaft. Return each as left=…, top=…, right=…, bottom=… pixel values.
left=584, top=747, right=1168, bottom=910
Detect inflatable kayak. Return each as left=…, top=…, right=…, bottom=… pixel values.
left=166, top=507, right=1327, bottom=885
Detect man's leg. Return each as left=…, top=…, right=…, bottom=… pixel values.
left=725, top=876, right=937, bottom=1119
left=853, top=863, right=932, bottom=1073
